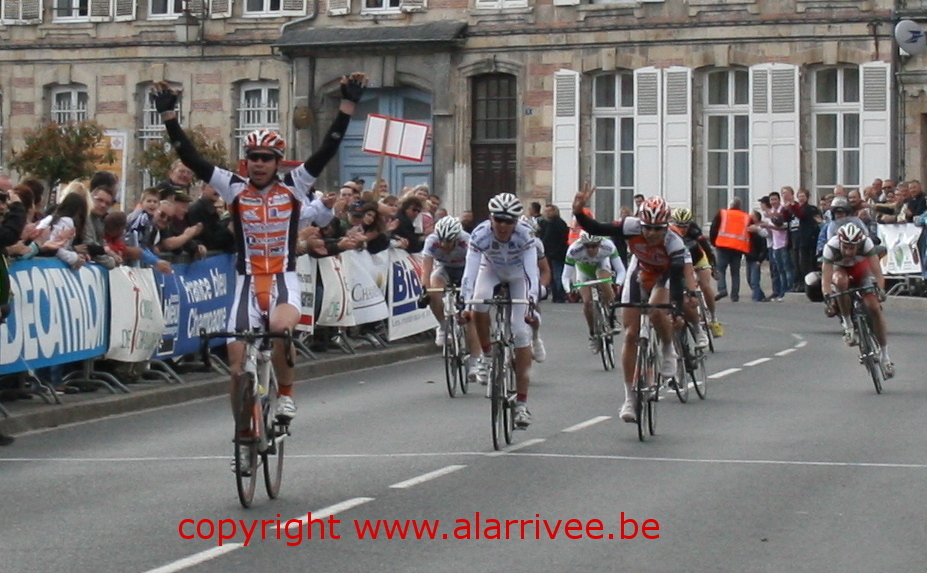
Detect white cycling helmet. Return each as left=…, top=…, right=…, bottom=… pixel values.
left=579, top=231, right=602, bottom=245
left=434, top=216, right=462, bottom=241
left=488, top=193, right=523, bottom=221
left=520, top=215, right=539, bottom=234
left=837, top=222, right=865, bottom=245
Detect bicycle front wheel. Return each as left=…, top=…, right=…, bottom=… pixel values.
left=502, top=348, right=516, bottom=445
left=672, top=331, right=690, bottom=404
left=454, top=321, right=470, bottom=395
left=634, top=343, right=650, bottom=442
left=443, top=322, right=458, bottom=398
left=263, top=371, right=285, bottom=499
left=699, top=297, right=715, bottom=353
left=234, top=373, right=260, bottom=508
left=857, top=316, right=882, bottom=394
left=490, top=343, right=505, bottom=450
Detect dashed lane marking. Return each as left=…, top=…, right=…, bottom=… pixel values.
left=708, top=368, right=741, bottom=379
left=390, top=465, right=467, bottom=489
left=774, top=348, right=796, bottom=356
left=562, top=416, right=612, bottom=433
left=143, top=544, right=243, bottom=573
left=280, top=497, right=375, bottom=533
left=743, top=357, right=771, bottom=367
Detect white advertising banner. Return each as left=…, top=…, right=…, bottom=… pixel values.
left=344, top=250, right=389, bottom=325
left=106, top=267, right=165, bottom=362
left=878, top=223, right=922, bottom=275
left=387, top=249, right=438, bottom=341
left=317, top=255, right=355, bottom=327
left=295, top=254, right=317, bottom=333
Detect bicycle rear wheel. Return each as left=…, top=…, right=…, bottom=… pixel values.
left=263, top=371, right=285, bottom=499
left=490, top=343, right=505, bottom=450
left=502, top=348, right=516, bottom=444
left=234, top=373, right=260, bottom=508
left=443, top=321, right=458, bottom=398
left=672, top=331, right=690, bottom=403
left=699, top=297, right=715, bottom=354
left=455, top=321, right=470, bottom=395
left=594, top=301, right=615, bottom=371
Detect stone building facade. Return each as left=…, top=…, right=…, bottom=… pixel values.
left=0, top=0, right=922, bottom=223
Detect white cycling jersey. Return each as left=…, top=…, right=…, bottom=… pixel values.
left=423, top=231, right=470, bottom=268
left=822, top=235, right=876, bottom=267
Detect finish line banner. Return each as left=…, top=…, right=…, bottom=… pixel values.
left=0, top=259, right=109, bottom=374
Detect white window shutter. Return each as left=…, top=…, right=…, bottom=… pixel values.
left=662, top=66, right=692, bottom=209
left=634, top=67, right=663, bottom=200
left=552, top=69, right=580, bottom=210
left=749, top=63, right=799, bottom=202
left=400, top=0, right=426, bottom=12
left=90, top=0, right=112, bottom=21
left=210, top=0, right=232, bottom=18
left=6, top=0, right=43, bottom=22
left=859, top=61, right=891, bottom=186
left=114, top=0, right=136, bottom=21
left=328, top=0, right=351, bottom=16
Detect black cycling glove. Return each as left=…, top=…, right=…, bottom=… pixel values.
left=152, top=83, right=178, bottom=114
left=340, top=74, right=366, bottom=103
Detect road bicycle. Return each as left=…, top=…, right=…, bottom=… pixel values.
left=467, top=284, right=530, bottom=450
left=425, top=286, right=469, bottom=397
left=671, top=313, right=708, bottom=402
left=824, top=285, right=887, bottom=394
left=614, top=302, right=676, bottom=441
left=571, top=277, right=617, bottom=371
left=200, top=318, right=293, bottom=508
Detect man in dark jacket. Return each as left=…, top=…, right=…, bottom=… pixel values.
left=539, top=204, right=569, bottom=302
left=0, top=189, right=27, bottom=446
left=186, top=184, right=235, bottom=252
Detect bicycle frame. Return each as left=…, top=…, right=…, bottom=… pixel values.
left=825, top=285, right=885, bottom=393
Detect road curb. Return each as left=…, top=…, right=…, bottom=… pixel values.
left=0, top=341, right=439, bottom=436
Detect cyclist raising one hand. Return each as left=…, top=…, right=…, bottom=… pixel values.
left=153, top=73, right=367, bottom=454
left=572, top=184, right=693, bottom=423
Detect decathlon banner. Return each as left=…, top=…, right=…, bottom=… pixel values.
left=295, top=254, right=317, bottom=333
left=387, top=249, right=438, bottom=341
left=344, top=250, right=389, bottom=325
left=0, top=259, right=109, bottom=374
left=878, top=223, right=922, bottom=275
left=154, top=253, right=235, bottom=359
left=317, top=255, right=355, bottom=327
left=106, top=267, right=165, bottom=362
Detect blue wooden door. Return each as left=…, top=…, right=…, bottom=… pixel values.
left=340, top=87, right=433, bottom=195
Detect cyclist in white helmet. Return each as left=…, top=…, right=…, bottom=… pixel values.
left=461, top=193, right=541, bottom=429
left=821, top=222, right=893, bottom=376
left=563, top=231, right=626, bottom=353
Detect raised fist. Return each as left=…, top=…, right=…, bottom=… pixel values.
left=151, top=81, right=179, bottom=114
left=340, top=72, right=368, bottom=104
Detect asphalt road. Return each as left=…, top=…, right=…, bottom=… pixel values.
left=2, top=296, right=925, bottom=572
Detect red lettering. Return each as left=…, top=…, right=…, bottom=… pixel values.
left=217, top=519, right=236, bottom=546
left=586, top=519, right=604, bottom=539
left=283, top=520, right=302, bottom=546
left=196, top=519, right=215, bottom=539
left=327, top=516, right=341, bottom=540
left=453, top=519, right=471, bottom=539
left=178, top=519, right=195, bottom=540
left=543, top=519, right=562, bottom=538
left=642, top=519, right=660, bottom=539
left=620, top=512, right=638, bottom=539
left=505, top=519, right=518, bottom=540
left=564, top=519, right=583, bottom=540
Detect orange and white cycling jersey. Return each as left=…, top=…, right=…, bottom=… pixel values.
left=208, top=164, right=317, bottom=275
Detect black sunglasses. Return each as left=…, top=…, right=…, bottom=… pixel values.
left=641, top=224, right=667, bottom=231
left=247, top=152, right=278, bottom=163
left=492, top=216, right=516, bottom=224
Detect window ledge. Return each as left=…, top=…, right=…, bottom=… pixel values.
left=686, top=0, right=759, bottom=16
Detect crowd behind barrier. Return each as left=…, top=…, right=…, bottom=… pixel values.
left=0, top=249, right=437, bottom=387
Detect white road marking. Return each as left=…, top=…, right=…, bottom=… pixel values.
left=743, top=357, right=771, bottom=367
left=389, top=465, right=466, bottom=489
left=775, top=348, right=796, bottom=356
left=708, top=368, right=741, bottom=379
left=143, top=544, right=243, bottom=573
left=562, top=416, right=612, bottom=433
left=794, top=340, right=808, bottom=348
left=280, top=497, right=375, bottom=532
left=791, top=333, right=804, bottom=340
left=511, top=452, right=927, bottom=469
left=486, top=438, right=546, bottom=457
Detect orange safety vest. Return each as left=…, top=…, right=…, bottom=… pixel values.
left=714, top=209, right=751, bottom=253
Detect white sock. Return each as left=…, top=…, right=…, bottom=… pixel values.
left=881, top=347, right=890, bottom=361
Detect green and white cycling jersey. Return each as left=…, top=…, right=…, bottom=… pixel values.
left=562, top=238, right=626, bottom=292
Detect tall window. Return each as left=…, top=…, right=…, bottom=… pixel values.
left=812, top=67, right=860, bottom=198
left=51, top=86, right=89, bottom=124
left=592, top=73, right=635, bottom=220
left=236, top=83, right=280, bottom=159
left=54, top=0, right=88, bottom=19
left=139, top=84, right=183, bottom=187
left=149, top=0, right=184, bottom=17
left=704, top=69, right=749, bottom=217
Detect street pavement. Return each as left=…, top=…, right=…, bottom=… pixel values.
left=1, top=295, right=926, bottom=572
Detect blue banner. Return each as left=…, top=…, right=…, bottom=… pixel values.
left=0, top=259, right=109, bottom=374
left=154, top=254, right=236, bottom=359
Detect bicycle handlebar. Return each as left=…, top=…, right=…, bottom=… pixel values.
left=824, top=285, right=880, bottom=301
left=572, top=277, right=614, bottom=288
left=199, top=328, right=295, bottom=369
left=612, top=302, right=676, bottom=311
left=465, top=298, right=532, bottom=305
left=424, top=286, right=462, bottom=294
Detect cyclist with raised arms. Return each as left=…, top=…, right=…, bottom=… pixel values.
left=821, top=223, right=894, bottom=376
left=461, top=193, right=540, bottom=429
left=153, top=73, right=367, bottom=470
left=562, top=231, right=626, bottom=353
left=670, top=207, right=720, bottom=343
left=573, top=184, right=692, bottom=423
